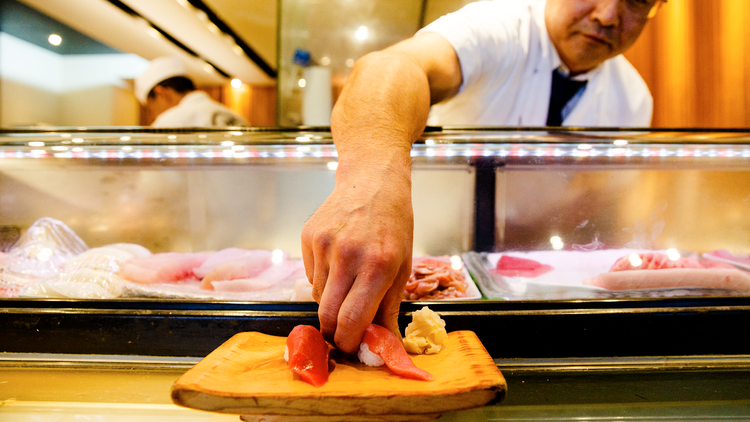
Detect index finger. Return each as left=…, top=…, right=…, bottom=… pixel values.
left=331, top=262, right=400, bottom=354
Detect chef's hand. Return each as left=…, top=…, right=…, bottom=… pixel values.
left=301, top=160, right=413, bottom=354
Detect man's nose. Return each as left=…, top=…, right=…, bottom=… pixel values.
left=591, top=0, right=620, bottom=27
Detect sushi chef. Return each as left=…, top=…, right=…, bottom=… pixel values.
left=134, top=56, right=247, bottom=127
left=301, top=0, right=665, bottom=353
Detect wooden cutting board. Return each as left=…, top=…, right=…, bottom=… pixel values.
left=172, top=330, right=506, bottom=421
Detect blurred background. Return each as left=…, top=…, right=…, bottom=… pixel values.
left=0, top=0, right=748, bottom=128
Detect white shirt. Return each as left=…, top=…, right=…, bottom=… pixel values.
left=152, top=91, right=247, bottom=128
left=420, top=0, right=653, bottom=127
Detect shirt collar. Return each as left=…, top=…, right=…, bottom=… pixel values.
left=178, top=90, right=209, bottom=105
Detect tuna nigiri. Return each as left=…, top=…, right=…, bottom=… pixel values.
left=358, top=324, right=434, bottom=381
left=284, top=325, right=330, bottom=387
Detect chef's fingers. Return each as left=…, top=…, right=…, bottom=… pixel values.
left=373, top=257, right=412, bottom=341
left=334, top=261, right=397, bottom=354
left=318, top=254, right=359, bottom=344
left=300, top=226, right=315, bottom=285
left=308, top=230, right=332, bottom=304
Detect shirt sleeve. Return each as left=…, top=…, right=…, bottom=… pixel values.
left=417, top=1, right=524, bottom=93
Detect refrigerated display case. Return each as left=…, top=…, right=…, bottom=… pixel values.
left=2, top=127, right=750, bottom=421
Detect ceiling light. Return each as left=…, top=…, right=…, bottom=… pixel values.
left=346, top=59, right=355, bottom=68
left=298, top=78, right=306, bottom=88
left=48, top=34, right=62, bottom=46
left=231, top=78, right=242, bottom=88
left=320, top=57, right=331, bottom=66
left=355, top=26, right=368, bottom=40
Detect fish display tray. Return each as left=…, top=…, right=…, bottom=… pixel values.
left=171, top=330, right=506, bottom=421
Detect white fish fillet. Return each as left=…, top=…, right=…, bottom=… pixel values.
left=193, top=248, right=273, bottom=279
left=209, top=260, right=303, bottom=292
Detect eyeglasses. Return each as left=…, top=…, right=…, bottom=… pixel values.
left=646, top=0, right=666, bottom=19
left=624, top=0, right=667, bottom=20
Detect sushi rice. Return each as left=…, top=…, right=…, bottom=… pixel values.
left=357, top=342, right=385, bottom=367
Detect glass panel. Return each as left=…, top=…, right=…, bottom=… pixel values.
left=1, top=128, right=749, bottom=303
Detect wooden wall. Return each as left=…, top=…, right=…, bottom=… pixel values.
left=624, top=0, right=750, bottom=128
left=139, top=84, right=277, bottom=127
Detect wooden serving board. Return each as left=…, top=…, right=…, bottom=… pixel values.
left=172, top=330, right=506, bottom=421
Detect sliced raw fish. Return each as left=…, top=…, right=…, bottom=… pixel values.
left=583, top=268, right=750, bottom=291
left=285, top=325, right=330, bottom=387
left=404, top=257, right=468, bottom=300
left=493, top=255, right=553, bottom=277
left=290, top=278, right=314, bottom=301
left=119, top=252, right=210, bottom=284
left=199, top=250, right=280, bottom=290
left=208, top=260, right=302, bottom=292
left=706, top=250, right=750, bottom=266
left=193, top=248, right=273, bottom=279
left=24, top=243, right=151, bottom=299
left=359, top=324, right=433, bottom=381
left=610, top=252, right=703, bottom=271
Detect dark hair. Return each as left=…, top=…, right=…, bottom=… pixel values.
left=147, top=76, right=195, bottom=99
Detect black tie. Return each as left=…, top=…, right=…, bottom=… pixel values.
left=546, top=69, right=588, bottom=126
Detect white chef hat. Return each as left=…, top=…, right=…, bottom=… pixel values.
left=134, top=56, right=188, bottom=104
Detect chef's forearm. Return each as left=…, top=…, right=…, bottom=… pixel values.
left=331, top=50, right=431, bottom=181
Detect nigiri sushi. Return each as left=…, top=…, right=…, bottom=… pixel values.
left=284, top=325, right=330, bottom=387
left=357, top=324, right=434, bottom=381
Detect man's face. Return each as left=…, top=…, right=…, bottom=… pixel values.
left=545, top=0, right=656, bottom=74
left=145, top=86, right=179, bottom=121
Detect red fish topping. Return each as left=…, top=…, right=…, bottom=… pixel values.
left=286, top=325, right=330, bottom=387
left=494, top=255, right=553, bottom=277
left=361, top=324, right=434, bottom=381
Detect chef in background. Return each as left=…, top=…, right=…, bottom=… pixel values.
left=134, top=56, right=246, bottom=127
left=302, top=0, right=664, bottom=353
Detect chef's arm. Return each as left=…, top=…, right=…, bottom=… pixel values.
left=300, top=32, right=462, bottom=354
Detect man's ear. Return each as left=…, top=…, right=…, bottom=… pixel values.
left=151, top=85, right=168, bottom=97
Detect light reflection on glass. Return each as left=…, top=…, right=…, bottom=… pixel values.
left=272, top=249, right=284, bottom=265
left=628, top=254, right=643, bottom=267
left=450, top=255, right=463, bottom=270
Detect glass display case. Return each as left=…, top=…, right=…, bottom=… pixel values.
left=2, top=127, right=750, bottom=421
left=2, top=126, right=750, bottom=355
